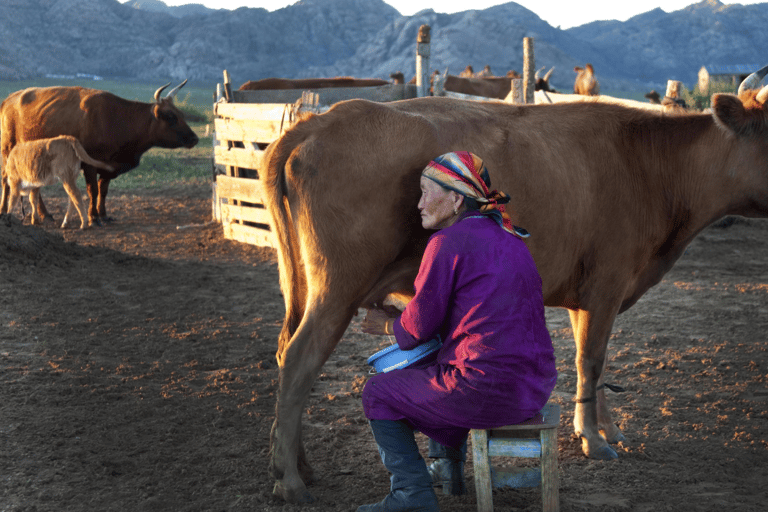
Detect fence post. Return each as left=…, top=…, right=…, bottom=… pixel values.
left=523, top=38, right=535, bottom=104
left=510, top=79, right=524, bottom=104
left=416, top=25, right=431, bottom=98
left=666, top=80, right=683, bottom=100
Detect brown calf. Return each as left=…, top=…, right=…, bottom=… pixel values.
left=4, top=135, right=113, bottom=229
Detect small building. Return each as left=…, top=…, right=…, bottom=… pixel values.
left=698, top=64, right=762, bottom=93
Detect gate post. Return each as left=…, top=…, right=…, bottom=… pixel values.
left=416, top=25, right=431, bottom=98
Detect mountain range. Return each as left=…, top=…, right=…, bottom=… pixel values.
left=1, top=0, right=765, bottom=92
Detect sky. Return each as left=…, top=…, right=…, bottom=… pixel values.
left=153, top=0, right=766, bottom=30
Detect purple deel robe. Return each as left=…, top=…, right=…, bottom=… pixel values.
left=362, top=213, right=557, bottom=448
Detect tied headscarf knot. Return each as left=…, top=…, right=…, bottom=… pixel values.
left=422, top=151, right=530, bottom=239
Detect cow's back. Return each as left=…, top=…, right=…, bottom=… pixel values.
left=269, top=97, right=709, bottom=310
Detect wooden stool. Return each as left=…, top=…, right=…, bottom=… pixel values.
left=470, top=402, right=560, bottom=512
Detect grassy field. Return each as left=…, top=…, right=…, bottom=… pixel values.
left=0, top=77, right=217, bottom=194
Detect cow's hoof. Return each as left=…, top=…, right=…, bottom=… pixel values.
left=273, top=480, right=316, bottom=504
left=588, top=444, right=619, bottom=460
left=90, top=217, right=103, bottom=227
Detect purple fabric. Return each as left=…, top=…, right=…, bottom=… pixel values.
left=362, top=213, right=557, bottom=448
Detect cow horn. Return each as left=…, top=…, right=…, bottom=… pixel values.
left=738, top=64, right=768, bottom=95
left=154, top=82, right=171, bottom=102
left=165, top=79, right=189, bottom=100
left=544, top=67, right=555, bottom=81
left=535, top=66, right=545, bottom=80
left=757, top=83, right=768, bottom=104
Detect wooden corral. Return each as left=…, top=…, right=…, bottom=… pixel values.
left=211, top=26, right=434, bottom=247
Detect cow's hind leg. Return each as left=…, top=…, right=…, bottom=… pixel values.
left=569, top=305, right=623, bottom=460
left=61, top=177, right=89, bottom=230
left=269, top=302, right=354, bottom=504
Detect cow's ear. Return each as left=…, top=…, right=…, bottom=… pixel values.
left=711, top=93, right=750, bottom=137
left=152, top=104, right=178, bottom=125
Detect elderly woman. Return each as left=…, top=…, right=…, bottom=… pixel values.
left=357, top=151, right=558, bottom=512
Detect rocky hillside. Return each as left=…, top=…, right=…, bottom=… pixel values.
left=0, top=0, right=765, bottom=92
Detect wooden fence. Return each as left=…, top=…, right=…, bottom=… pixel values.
left=212, top=25, right=434, bottom=247
left=212, top=32, right=606, bottom=247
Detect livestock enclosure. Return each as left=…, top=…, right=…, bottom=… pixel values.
left=211, top=26, right=434, bottom=247
left=211, top=75, right=422, bottom=247
left=210, top=29, right=544, bottom=247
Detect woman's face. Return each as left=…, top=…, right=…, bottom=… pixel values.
left=418, top=176, right=461, bottom=230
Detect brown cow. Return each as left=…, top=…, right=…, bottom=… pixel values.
left=438, top=74, right=513, bottom=99
left=535, top=66, right=557, bottom=92
left=458, top=65, right=475, bottom=78
left=574, top=63, right=600, bottom=95
left=262, top=66, right=768, bottom=503
left=4, top=135, right=113, bottom=230
left=475, top=65, right=494, bottom=78
left=0, top=81, right=199, bottom=224
left=238, top=77, right=389, bottom=90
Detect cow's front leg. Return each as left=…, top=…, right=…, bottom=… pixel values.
left=569, top=306, right=621, bottom=460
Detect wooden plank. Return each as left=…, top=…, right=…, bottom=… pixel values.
left=222, top=222, right=274, bottom=248
left=232, top=84, right=417, bottom=105
left=492, top=467, right=542, bottom=489
left=215, top=102, right=294, bottom=120
left=470, top=429, right=494, bottom=512
left=215, top=117, right=285, bottom=143
left=213, top=145, right=264, bottom=171
left=216, top=175, right=266, bottom=204
left=220, top=202, right=272, bottom=226
left=541, top=427, right=560, bottom=512
left=487, top=438, right=542, bottom=458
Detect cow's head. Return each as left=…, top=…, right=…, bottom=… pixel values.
left=711, top=64, right=768, bottom=139
left=149, top=80, right=199, bottom=149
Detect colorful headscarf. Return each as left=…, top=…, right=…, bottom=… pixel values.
left=422, top=151, right=530, bottom=239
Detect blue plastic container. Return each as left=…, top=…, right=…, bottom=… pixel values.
left=367, top=337, right=442, bottom=373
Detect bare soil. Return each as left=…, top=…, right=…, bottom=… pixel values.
left=1, top=184, right=766, bottom=512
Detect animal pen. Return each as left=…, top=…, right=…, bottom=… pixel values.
left=211, top=29, right=537, bottom=247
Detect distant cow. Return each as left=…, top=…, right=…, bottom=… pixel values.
left=574, top=63, right=600, bottom=95
left=459, top=65, right=475, bottom=78
left=535, top=66, right=556, bottom=92
left=390, top=71, right=406, bottom=84
left=0, top=81, right=199, bottom=224
left=239, top=77, right=389, bottom=90
left=438, top=74, right=513, bottom=99
left=4, top=136, right=113, bottom=230
left=645, top=90, right=662, bottom=104
left=262, top=66, right=768, bottom=504
left=475, top=65, right=494, bottom=78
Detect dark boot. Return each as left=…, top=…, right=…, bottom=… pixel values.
left=427, top=437, right=467, bottom=496
left=357, top=420, right=439, bottom=512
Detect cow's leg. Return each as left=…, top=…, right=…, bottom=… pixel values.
left=569, top=305, right=622, bottom=460
left=270, top=303, right=354, bottom=504
left=61, top=177, right=89, bottom=230
left=28, top=189, right=43, bottom=225
left=0, top=179, right=9, bottom=214
left=83, top=168, right=102, bottom=226
left=34, top=193, right=53, bottom=222
left=6, top=183, right=21, bottom=220
left=97, top=176, right=112, bottom=222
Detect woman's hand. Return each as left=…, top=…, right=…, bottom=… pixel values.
left=362, top=307, right=399, bottom=335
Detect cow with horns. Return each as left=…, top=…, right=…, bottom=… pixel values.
left=0, top=81, right=199, bottom=224
left=262, top=65, right=768, bottom=503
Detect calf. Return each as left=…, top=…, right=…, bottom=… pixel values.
left=3, top=135, right=113, bottom=229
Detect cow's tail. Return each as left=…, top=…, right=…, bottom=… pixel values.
left=262, top=131, right=307, bottom=362
left=70, top=137, right=114, bottom=172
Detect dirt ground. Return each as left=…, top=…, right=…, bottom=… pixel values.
left=1, top=183, right=766, bottom=512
